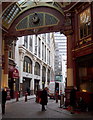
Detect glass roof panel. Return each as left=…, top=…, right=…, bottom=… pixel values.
left=17, top=0, right=54, bottom=5
left=17, top=0, right=26, bottom=5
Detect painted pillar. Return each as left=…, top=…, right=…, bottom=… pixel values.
left=0, top=3, right=2, bottom=117
left=67, top=34, right=73, bottom=87
left=3, top=44, right=9, bottom=88
left=0, top=28, right=2, bottom=90
left=63, top=29, right=74, bottom=106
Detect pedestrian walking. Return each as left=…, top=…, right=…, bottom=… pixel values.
left=55, top=90, right=59, bottom=103
left=70, top=86, right=77, bottom=114
left=40, top=87, right=48, bottom=111
left=2, top=88, right=7, bottom=115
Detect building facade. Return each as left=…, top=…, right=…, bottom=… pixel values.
left=1, top=1, right=93, bottom=109
left=54, top=32, right=67, bottom=93
left=63, top=2, right=93, bottom=108
left=15, top=33, right=55, bottom=95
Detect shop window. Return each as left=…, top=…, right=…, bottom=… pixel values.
left=78, top=60, right=93, bottom=92
left=79, top=7, right=91, bottom=40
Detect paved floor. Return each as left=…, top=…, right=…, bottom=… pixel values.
left=1, top=97, right=93, bottom=119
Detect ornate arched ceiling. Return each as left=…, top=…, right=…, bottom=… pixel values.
left=1, top=1, right=73, bottom=38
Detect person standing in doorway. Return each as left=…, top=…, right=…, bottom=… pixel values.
left=70, top=86, right=77, bottom=114
left=2, top=88, right=7, bottom=115
left=40, top=87, right=48, bottom=111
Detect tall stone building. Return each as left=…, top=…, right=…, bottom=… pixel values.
left=14, top=33, right=55, bottom=95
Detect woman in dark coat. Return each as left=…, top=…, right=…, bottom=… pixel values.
left=40, top=87, right=48, bottom=111
left=2, top=88, right=7, bottom=115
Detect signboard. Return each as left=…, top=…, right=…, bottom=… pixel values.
left=9, top=66, right=19, bottom=79
left=55, top=75, right=62, bottom=82
left=12, top=68, right=19, bottom=78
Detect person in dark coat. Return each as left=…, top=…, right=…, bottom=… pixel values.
left=40, top=87, right=48, bottom=111
left=2, top=88, right=7, bottom=115
left=70, top=86, right=77, bottom=114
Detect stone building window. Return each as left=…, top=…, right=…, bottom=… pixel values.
left=29, top=36, right=32, bottom=52
left=38, top=38, right=41, bottom=58
left=9, top=48, right=13, bottom=59
left=9, top=41, right=15, bottom=59
left=42, top=43, right=44, bottom=60
left=24, top=36, right=28, bottom=49
left=35, top=35, right=37, bottom=55
left=79, top=7, right=91, bottom=40
left=34, top=62, right=40, bottom=76
left=23, top=56, right=32, bottom=73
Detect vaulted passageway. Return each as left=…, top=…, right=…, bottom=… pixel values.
left=1, top=1, right=93, bottom=110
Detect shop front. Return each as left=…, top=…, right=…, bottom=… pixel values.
left=34, top=79, right=40, bottom=94
left=8, top=66, right=19, bottom=99
left=22, top=77, right=31, bottom=96
left=76, top=54, right=93, bottom=110
left=76, top=54, right=93, bottom=92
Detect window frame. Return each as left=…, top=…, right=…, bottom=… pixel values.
left=78, top=7, right=91, bottom=41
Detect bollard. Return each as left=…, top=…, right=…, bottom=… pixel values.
left=25, top=92, right=28, bottom=102
left=16, top=92, right=19, bottom=102
left=55, top=92, right=58, bottom=103
left=60, top=94, right=64, bottom=108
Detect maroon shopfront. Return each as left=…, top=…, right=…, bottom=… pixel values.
left=8, top=66, right=19, bottom=99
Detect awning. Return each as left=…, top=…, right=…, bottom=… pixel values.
left=9, top=67, right=19, bottom=79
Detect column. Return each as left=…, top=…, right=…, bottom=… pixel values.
left=19, top=48, right=25, bottom=93
left=41, top=37, right=42, bottom=60
left=63, top=29, right=74, bottom=106
left=46, top=46, right=47, bottom=63
left=3, top=44, right=9, bottom=88
left=40, top=64, right=42, bottom=89
left=28, top=36, right=30, bottom=51
left=37, top=36, right=39, bottom=57
left=30, top=60, right=35, bottom=94
left=0, top=5, right=2, bottom=117
left=67, top=34, right=73, bottom=87
left=33, top=35, right=35, bottom=54
left=45, top=67, right=48, bottom=87
left=0, top=33, right=2, bottom=90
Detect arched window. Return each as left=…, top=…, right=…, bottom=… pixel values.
left=23, top=56, right=32, bottom=73
left=42, top=66, right=46, bottom=82
left=34, top=62, right=40, bottom=75
left=47, top=69, right=50, bottom=83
